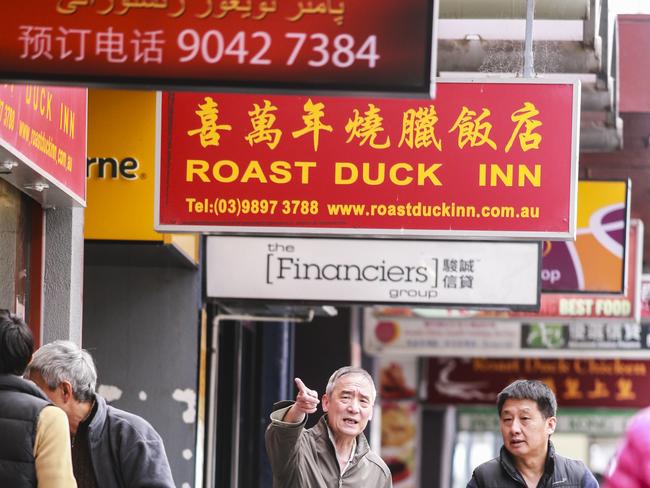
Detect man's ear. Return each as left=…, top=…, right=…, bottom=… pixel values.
left=60, top=380, right=74, bottom=403
left=322, top=394, right=329, bottom=413
left=546, top=416, right=557, bottom=436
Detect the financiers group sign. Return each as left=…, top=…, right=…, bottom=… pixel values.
left=205, top=236, right=541, bottom=308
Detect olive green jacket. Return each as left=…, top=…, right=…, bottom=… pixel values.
left=265, top=405, right=392, bottom=488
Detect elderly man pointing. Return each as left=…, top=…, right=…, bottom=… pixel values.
left=265, top=366, right=392, bottom=487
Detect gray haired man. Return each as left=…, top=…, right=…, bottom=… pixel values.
left=26, top=340, right=175, bottom=488
left=265, top=366, right=392, bottom=487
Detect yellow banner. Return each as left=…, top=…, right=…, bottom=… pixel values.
left=85, top=89, right=198, bottom=264
left=86, top=89, right=159, bottom=240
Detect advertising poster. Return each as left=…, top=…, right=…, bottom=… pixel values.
left=542, top=180, right=629, bottom=293
left=380, top=400, right=420, bottom=488
left=376, top=358, right=419, bottom=486
left=365, top=315, right=521, bottom=356
left=364, top=310, right=650, bottom=359
left=377, top=357, right=418, bottom=400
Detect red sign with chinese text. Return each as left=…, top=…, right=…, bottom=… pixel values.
left=0, top=84, right=87, bottom=203
left=156, top=80, right=579, bottom=239
left=0, top=0, right=434, bottom=94
left=427, top=357, right=650, bottom=408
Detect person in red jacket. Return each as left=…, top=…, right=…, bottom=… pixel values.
left=605, top=407, right=650, bottom=488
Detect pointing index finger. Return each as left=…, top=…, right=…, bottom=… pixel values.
left=294, top=377, right=308, bottom=393
left=294, top=377, right=317, bottom=398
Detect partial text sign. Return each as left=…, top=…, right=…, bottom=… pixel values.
left=373, top=219, right=643, bottom=321
left=0, top=0, right=436, bottom=95
left=542, top=180, right=629, bottom=293
left=364, top=312, right=650, bottom=359
left=0, top=83, right=87, bottom=205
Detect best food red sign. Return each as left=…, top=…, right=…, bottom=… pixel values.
left=0, top=0, right=435, bottom=94
left=156, top=80, right=580, bottom=238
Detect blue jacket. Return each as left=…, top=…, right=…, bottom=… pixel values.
left=467, top=442, right=599, bottom=488
left=87, top=394, right=175, bottom=488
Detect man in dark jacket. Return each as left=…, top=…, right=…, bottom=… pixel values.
left=25, top=340, right=174, bottom=488
left=0, top=309, right=76, bottom=488
left=467, top=379, right=599, bottom=488
left=265, top=366, right=392, bottom=487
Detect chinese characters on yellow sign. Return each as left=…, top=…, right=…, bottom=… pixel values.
left=186, top=96, right=543, bottom=154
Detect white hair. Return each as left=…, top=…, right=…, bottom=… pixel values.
left=325, top=366, right=377, bottom=404
left=26, top=340, right=97, bottom=402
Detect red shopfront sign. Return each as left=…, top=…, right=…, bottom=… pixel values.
left=0, top=84, right=86, bottom=205
left=0, top=0, right=435, bottom=95
left=156, top=80, right=580, bottom=239
left=427, top=357, right=650, bottom=408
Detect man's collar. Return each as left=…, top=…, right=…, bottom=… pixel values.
left=500, top=439, right=556, bottom=479
left=326, top=422, right=357, bottom=460
left=315, top=414, right=371, bottom=460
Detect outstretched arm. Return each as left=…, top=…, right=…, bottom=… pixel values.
left=265, top=377, right=320, bottom=483
left=282, top=377, right=320, bottom=423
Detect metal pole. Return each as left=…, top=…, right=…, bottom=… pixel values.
left=523, top=0, right=535, bottom=77
left=230, top=322, right=243, bottom=488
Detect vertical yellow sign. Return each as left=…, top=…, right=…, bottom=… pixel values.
left=86, top=89, right=198, bottom=264
left=85, top=89, right=160, bottom=241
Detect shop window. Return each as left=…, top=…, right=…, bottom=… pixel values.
left=452, top=431, right=501, bottom=488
